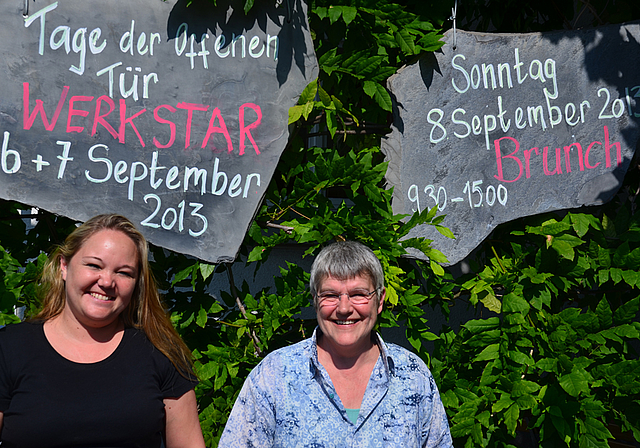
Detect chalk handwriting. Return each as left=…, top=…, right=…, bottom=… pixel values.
left=0, top=131, right=262, bottom=239
left=451, top=49, right=558, bottom=98
left=24, top=2, right=279, bottom=85
left=408, top=180, right=508, bottom=214
left=22, top=83, right=263, bottom=155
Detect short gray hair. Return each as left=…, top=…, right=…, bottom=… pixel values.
left=309, top=241, right=385, bottom=305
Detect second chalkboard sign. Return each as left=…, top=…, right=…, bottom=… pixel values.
left=0, top=0, right=318, bottom=263
left=383, top=23, right=640, bottom=265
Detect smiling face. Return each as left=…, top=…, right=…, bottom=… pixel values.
left=316, top=275, right=384, bottom=357
left=60, top=229, right=139, bottom=330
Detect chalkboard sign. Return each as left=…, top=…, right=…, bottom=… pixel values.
left=382, top=23, right=640, bottom=265
left=0, top=0, right=318, bottom=263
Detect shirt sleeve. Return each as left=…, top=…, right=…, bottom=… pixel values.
left=156, top=355, right=198, bottom=399
left=143, top=332, right=198, bottom=399
left=218, top=359, right=277, bottom=448
left=422, top=374, right=454, bottom=448
left=0, top=326, right=14, bottom=411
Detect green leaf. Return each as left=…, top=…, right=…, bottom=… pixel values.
left=610, top=268, right=623, bottom=284
left=196, top=307, right=208, bottom=328
left=522, top=267, right=552, bottom=284
left=364, top=183, right=383, bottom=201
left=536, top=358, right=558, bottom=373
left=313, top=6, right=328, bottom=19
left=626, top=247, right=640, bottom=269
left=502, top=293, right=530, bottom=314
left=417, top=32, right=444, bottom=51
left=450, top=417, right=475, bottom=437
left=530, top=287, right=552, bottom=311
left=214, top=364, right=228, bottom=390
left=363, top=80, right=377, bottom=98
left=578, top=433, right=610, bottom=448
left=172, top=264, right=194, bottom=287
left=507, top=350, right=534, bottom=366
left=614, top=323, right=639, bottom=338
left=613, top=297, right=639, bottom=325
left=492, top=394, right=513, bottom=413
left=327, top=5, right=342, bottom=24
left=559, top=368, right=591, bottom=398
left=423, top=247, right=448, bottom=264
left=595, top=297, right=612, bottom=329
left=319, top=48, right=340, bottom=74
left=197, top=361, right=217, bottom=381
left=430, top=260, right=444, bottom=276
left=318, top=85, right=332, bottom=107
left=199, top=263, right=215, bottom=281
left=299, top=80, right=319, bottom=104
left=504, top=403, right=520, bottom=434
left=598, top=269, right=609, bottom=285
left=208, top=302, right=224, bottom=314
left=511, top=380, right=540, bottom=397
left=463, top=317, right=500, bottom=334
left=243, top=0, right=255, bottom=14
left=476, top=410, right=490, bottom=428
left=302, top=101, right=315, bottom=120
left=441, top=389, right=459, bottom=409
left=454, top=388, right=480, bottom=402
left=515, top=393, right=537, bottom=409
left=341, top=6, right=357, bottom=25
left=288, top=105, right=304, bottom=124
left=541, top=220, right=571, bottom=234
left=621, top=269, right=640, bottom=287
left=365, top=82, right=392, bottom=112
left=471, top=422, right=483, bottom=444
left=325, top=110, right=338, bottom=138
left=247, top=246, right=266, bottom=262
left=480, top=292, right=502, bottom=313
left=394, top=27, right=416, bottom=54
left=548, top=405, right=573, bottom=442
left=570, top=213, right=591, bottom=237
left=473, top=343, right=500, bottom=362
left=598, top=247, right=611, bottom=268
left=551, top=239, right=575, bottom=260
left=345, top=53, right=383, bottom=78
left=435, top=225, right=455, bottom=239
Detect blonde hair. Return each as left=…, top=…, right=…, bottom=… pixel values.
left=34, top=214, right=195, bottom=379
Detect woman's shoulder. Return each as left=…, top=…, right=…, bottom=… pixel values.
left=0, top=321, right=43, bottom=342
left=383, top=341, right=434, bottom=379
left=123, top=325, right=149, bottom=342
left=251, top=337, right=314, bottom=377
left=0, top=321, right=46, bottom=361
left=121, top=326, right=162, bottom=357
left=122, top=327, right=195, bottom=379
left=266, top=336, right=313, bottom=361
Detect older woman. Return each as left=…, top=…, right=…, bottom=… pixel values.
left=0, top=214, right=205, bottom=448
left=219, top=240, right=452, bottom=447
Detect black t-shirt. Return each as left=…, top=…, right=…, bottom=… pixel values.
left=0, top=322, right=197, bottom=448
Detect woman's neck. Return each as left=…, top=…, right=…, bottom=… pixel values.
left=51, top=309, right=124, bottom=343
left=316, top=333, right=380, bottom=409
left=317, top=332, right=379, bottom=371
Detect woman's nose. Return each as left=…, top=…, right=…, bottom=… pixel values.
left=97, top=271, right=115, bottom=288
left=336, top=293, right=353, bottom=313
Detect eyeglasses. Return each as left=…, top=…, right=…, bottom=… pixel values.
left=316, top=289, right=378, bottom=306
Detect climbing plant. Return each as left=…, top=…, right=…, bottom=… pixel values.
left=1, top=0, right=640, bottom=447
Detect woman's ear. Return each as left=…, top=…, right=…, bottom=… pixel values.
left=377, top=288, right=386, bottom=314
left=60, top=257, right=68, bottom=281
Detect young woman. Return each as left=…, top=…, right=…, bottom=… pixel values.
left=0, top=214, right=205, bottom=448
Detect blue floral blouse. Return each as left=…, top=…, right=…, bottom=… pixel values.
left=219, top=330, right=453, bottom=448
